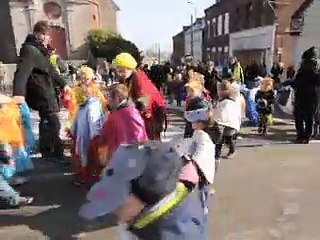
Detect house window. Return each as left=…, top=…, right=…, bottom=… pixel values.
left=224, top=12, right=229, bottom=34
left=211, top=47, right=216, bottom=53
left=217, top=15, right=223, bottom=36
left=245, top=2, right=253, bottom=28
left=212, top=18, right=216, bottom=37
left=224, top=46, right=229, bottom=53
left=207, top=20, right=211, bottom=40
left=235, top=7, right=241, bottom=30
left=93, top=14, right=96, bottom=21
left=218, top=47, right=222, bottom=52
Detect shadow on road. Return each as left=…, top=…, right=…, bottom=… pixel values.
left=0, top=158, right=116, bottom=239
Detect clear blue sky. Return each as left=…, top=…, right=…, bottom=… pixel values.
left=114, top=0, right=213, bottom=51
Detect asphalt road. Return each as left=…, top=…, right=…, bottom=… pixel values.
left=1, top=109, right=320, bottom=240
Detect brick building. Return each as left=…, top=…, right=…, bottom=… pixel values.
left=204, top=0, right=230, bottom=66
left=204, top=0, right=308, bottom=71
left=172, top=30, right=185, bottom=66
left=288, top=0, right=316, bottom=68
left=0, top=0, right=119, bottom=63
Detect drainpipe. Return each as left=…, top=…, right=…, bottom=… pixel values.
left=25, top=3, right=37, bottom=32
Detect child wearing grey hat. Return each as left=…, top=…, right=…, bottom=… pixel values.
left=80, top=139, right=214, bottom=240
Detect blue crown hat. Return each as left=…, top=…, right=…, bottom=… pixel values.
left=184, top=108, right=209, bottom=123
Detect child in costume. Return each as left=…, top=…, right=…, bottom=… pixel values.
left=182, top=104, right=216, bottom=239
left=96, top=84, right=148, bottom=167
left=213, top=79, right=241, bottom=160
left=255, top=78, right=275, bottom=136
left=184, top=71, right=211, bottom=138
left=64, top=66, right=107, bottom=129
left=0, top=94, right=33, bottom=208
left=70, top=67, right=105, bottom=186
left=80, top=138, right=214, bottom=240
left=14, top=103, right=35, bottom=174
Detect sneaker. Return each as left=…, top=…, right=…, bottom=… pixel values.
left=17, top=196, right=34, bottom=206
left=4, top=196, right=34, bottom=209
left=225, top=152, right=235, bottom=159
left=209, top=188, right=216, bottom=196
left=73, top=179, right=86, bottom=187
left=9, top=176, right=29, bottom=186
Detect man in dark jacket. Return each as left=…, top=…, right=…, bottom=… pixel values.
left=12, top=21, right=69, bottom=160
left=294, top=47, right=320, bottom=143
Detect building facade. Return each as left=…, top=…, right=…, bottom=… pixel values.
left=204, top=1, right=230, bottom=66
left=290, top=0, right=317, bottom=68
left=184, top=18, right=205, bottom=64
left=172, top=30, right=185, bottom=66
left=0, top=0, right=119, bottom=63
left=228, top=0, right=276, bottom=71
left=204, top=0, right=308, bottom=71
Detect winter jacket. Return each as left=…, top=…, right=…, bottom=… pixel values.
left=97, top=102, right=148, bottom=163
left=13, top=34, right=66, bottom=114
left=212, top=98, right=241, bottom=131
left=231, top=62, right=244, bottom=84
left=294, top=70, right=320, bottom=115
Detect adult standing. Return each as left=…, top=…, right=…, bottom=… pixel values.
left=294, top=47, right=320, bottom=144
left=12, top=21, right=70, bottom=160
left=113, top=53, right=167, bottom=140
left=271, top=62, right=285, bottom=89
left=228, top=56, right=244, bottom=85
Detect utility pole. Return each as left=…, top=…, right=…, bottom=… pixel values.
left=158, top=43, right=161, bottom=63
left=190, top=14, right=194, bottom=59
left=187, top=1, right=196, bottom=60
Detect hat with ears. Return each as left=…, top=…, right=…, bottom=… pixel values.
left=79, top=141, right=183, bottom=220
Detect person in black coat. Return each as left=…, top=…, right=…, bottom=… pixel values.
left=12, top=21, right=70, bottom=159
left=293, top=47, right=320, bottom=143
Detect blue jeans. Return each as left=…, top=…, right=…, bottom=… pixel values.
left=199, top=185, right=209, bottom=240
left=0, top=175, right=20, bottom=206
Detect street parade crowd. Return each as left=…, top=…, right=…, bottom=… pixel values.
left=1, top=20, right=320, bottom=239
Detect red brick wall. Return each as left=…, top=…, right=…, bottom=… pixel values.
left=274, top=0, right=306, bottom=67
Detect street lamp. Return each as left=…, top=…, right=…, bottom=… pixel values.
left=187, top=1, right=197, bottom=59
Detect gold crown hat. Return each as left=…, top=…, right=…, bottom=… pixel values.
left=79, top=66, right=95, bottom=79
left=185, top=70, right=204, bottom=93
left=112, top=53, right=138, bottom=70
left=260, top=77, right=274, bottom=91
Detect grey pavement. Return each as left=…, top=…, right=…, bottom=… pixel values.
left=1, top=108, right=320, bottom=239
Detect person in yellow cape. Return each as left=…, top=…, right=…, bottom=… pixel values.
left=0, top=94, right=34, bottom=208
left=63, top=66, right=107, bottom=128
left=0, top=94, right=24, bottom=147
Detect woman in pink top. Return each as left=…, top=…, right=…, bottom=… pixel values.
left=96, top=84, right=148, bottom=166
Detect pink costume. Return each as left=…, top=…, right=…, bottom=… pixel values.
left=97, top=102, right=148, bottom=163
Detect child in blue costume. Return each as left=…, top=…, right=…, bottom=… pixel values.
left=13, top=103, right=35, bottom=173
left=80, top=139, right=215, bottom=240
left=0, top=143, right=33, bottom=208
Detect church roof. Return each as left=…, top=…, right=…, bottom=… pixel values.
left=110, top=0, right=120, bottom=11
